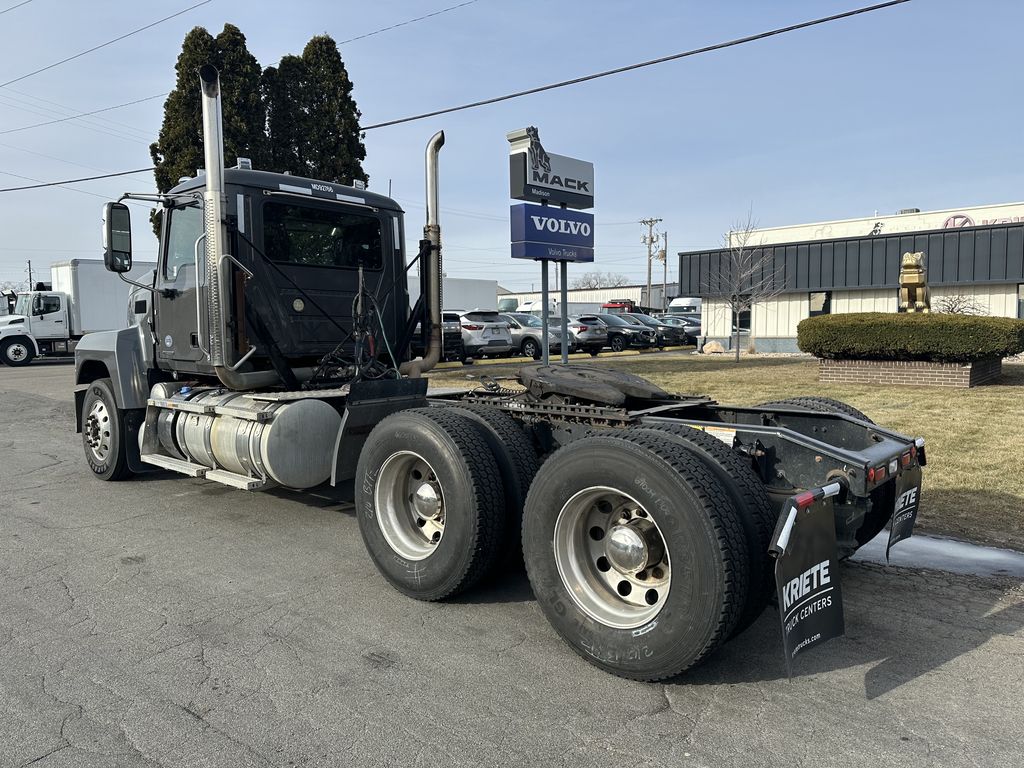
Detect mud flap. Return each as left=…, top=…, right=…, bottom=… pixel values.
left=887, top=465, right=923, bottom=560
left=770, top=483, right=846, bottom=677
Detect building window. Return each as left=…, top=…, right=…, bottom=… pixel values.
left=809, top=291, right=832, bottom=317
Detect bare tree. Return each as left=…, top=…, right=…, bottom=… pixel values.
left=703, top=210, right=784, bottom=362
left=570, top=271, right=631, bottom=290
left=933, top=294, right=987, bottom=316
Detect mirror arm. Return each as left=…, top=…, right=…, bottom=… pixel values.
left=117, top=273, right=157, bottom=293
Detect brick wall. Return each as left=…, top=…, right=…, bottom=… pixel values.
left=818, top=358, right=1003, bottom=388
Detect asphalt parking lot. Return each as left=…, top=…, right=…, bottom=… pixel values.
left=2, top=361, right=1023, bottom=768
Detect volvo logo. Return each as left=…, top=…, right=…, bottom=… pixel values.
left=530, top=216, right=592, bottom=237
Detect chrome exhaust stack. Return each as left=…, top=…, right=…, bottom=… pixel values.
left=400, top=130, right=445, bottom=378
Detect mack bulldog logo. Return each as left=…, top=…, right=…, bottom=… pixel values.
left=526, top=126, right=550, bottom=173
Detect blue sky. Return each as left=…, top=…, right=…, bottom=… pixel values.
left=1, top=0, right=1021, bottom=292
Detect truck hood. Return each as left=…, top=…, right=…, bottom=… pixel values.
left=0, top=314, right=27, bottom=327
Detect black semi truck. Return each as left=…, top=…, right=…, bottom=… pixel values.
left=74, top=66, right=925, bottom=681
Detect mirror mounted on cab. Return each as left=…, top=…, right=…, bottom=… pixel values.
left=102, top=201, right=133, bottom=273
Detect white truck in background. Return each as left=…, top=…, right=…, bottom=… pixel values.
left=407, top=275, right=498, bottom=312
left=0, top=259, right=155, bottom=366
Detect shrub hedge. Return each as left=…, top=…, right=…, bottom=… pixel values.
left=797, top=312, right=1024, bottom=363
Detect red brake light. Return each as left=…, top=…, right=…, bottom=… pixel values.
left=793, top=491, right=816, bottom=509
left=901, top=451, right=912, bottom=468
left=462, top=323, right=483, bottom=331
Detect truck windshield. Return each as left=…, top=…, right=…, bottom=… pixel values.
left=13, top=294, right=30, bottom=316
left=263, top=202, right=383, bottom=269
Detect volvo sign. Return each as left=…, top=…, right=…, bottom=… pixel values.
left=507, top=126, right=595, bottom=210
left=510, top=203, right=594, bottom=262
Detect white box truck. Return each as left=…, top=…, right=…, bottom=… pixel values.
left=0, top=259, right=155, bottom=365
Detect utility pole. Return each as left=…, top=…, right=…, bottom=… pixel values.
left=640, top=218, right=662, bottom=310
left=657, top=231, right=669, bottom=312
left=26, top=259, right=33, bottom=289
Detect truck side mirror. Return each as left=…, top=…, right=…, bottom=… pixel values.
left=102, top=202, right=133, bottom=273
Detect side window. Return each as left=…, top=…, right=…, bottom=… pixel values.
left=36, top=295, right=61, bottom=315
left=164, top=204, right=204, bottom=280
left=809, top=291, right=832, bottom=317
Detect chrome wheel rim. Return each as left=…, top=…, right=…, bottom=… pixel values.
left=553, top=486, right=671, bottom=629
left=5, top=342, right=28, bottom=362
left=83, top=399, right=112, bottom=463
left=374, top=451, right=446, bottom=561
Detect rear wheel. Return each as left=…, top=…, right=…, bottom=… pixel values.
left=81, top=378, right=133, bottom=481
left=609, top=335, right=626, bottom=353
left=523, top=432, right=749, bottom=681
left=1, top=338, right=34, bottom=366
left=625, top=423, right=775, bottom=637
left=441, top=404, right=540, bottom=568
left=356, top=408, right=505, bottom=601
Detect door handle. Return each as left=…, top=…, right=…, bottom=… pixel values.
left=54, top=320, right=63, bottom=323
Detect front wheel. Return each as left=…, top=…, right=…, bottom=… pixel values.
left=522, top=338, right=541, bottom=360
left=81, top=378, right=133, bottom=481
left=1, top=338, right=35, bottom=366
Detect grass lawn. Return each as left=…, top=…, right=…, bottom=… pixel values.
left=431, top=354, right=1024, bottom=551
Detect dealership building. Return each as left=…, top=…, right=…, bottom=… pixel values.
left=677, top=202, right=1024, bottom=352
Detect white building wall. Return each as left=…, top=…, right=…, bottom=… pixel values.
left=701, top=299, right=732, bottom=337
left=831, top=288, right=899, bottom=315
left=929, top=283, right=1018, bottom=317
left=509, top=285, right=643, bottom=305
left=752, top=293, right=810, bottom=338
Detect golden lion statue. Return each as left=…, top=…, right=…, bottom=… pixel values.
left=899, top=251, right=930, bottom=313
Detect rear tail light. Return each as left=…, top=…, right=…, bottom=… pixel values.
left=462, top=323, right=483, bottom=331
left=901, top=450, right=912, bottom=468
left=867, top=465, right=887, bottom=483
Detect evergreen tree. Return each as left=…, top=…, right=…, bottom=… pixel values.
left=263, top=35, right=368, bottom=186
left=149, top=24, right=268, bottom=234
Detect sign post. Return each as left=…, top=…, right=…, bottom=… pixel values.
left=507, top=127, right=594, bottom=364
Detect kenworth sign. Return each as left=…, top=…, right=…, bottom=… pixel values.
left=507, top=126, right=595, bottom=210
left=510, top=203, right=595, bottom=262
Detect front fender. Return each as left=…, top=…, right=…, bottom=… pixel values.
left=0, top=325, right=40, bottom=355
left=74, top=327, right=150, bottom=409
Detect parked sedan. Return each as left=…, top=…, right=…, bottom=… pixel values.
left=623, top=312, right=689, bottom=347
left=458, top=309, right=513, bottom=358
left=566, top=315, right=609, bottom=356
left=593, top=313, right=657, bottom=352
left=501, top=312, right=566, bottom=359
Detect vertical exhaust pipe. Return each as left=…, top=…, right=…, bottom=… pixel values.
left=198, top=64, right=230, bottom=372
left=400, top=130, right=445, bottom=378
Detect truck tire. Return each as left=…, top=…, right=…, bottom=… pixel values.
left=756, top=397, right=890, bottom=548
left=624, top=423, right=775, bottom=637
left=1, top=338, right=35, bottom=366
left=522, top=432, right=749, bottom=681
left=356, top=408, right=505, bottom=601
left=441, top=404, right=540, bottom=568
left=81, top=378, right=133, bottom=481
left=522, top=338, right=541, bottom=360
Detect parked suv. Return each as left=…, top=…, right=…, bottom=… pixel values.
left=593, top=313, right=657, bottom=352
left=623, top=312, right=688, bottom=347
left=567, top=315, right=609, bottom=355
left=458, top=309, right=513, bottom=358
left=501, top=312, right=566, bottom=359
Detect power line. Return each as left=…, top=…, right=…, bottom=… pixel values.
left=360, top=0, right=912, bottom=130
left=0, top=93, right=166, bottom=137
left=339, top=0, right=481, bottom=45
left=0, top=0, right=33, bottom=15
left=0, top=0, right=213, bottom=89
left=0, top=168, right=154, bottom=193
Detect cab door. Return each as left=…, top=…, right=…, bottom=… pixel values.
left=30, top=293, right=67, bottom=339
left=153, top=202, right=206, bottom=365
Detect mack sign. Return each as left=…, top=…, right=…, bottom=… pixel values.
left=507, top=126, right=595, bottom=210
left=510, top=203, right=595, bottom=262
